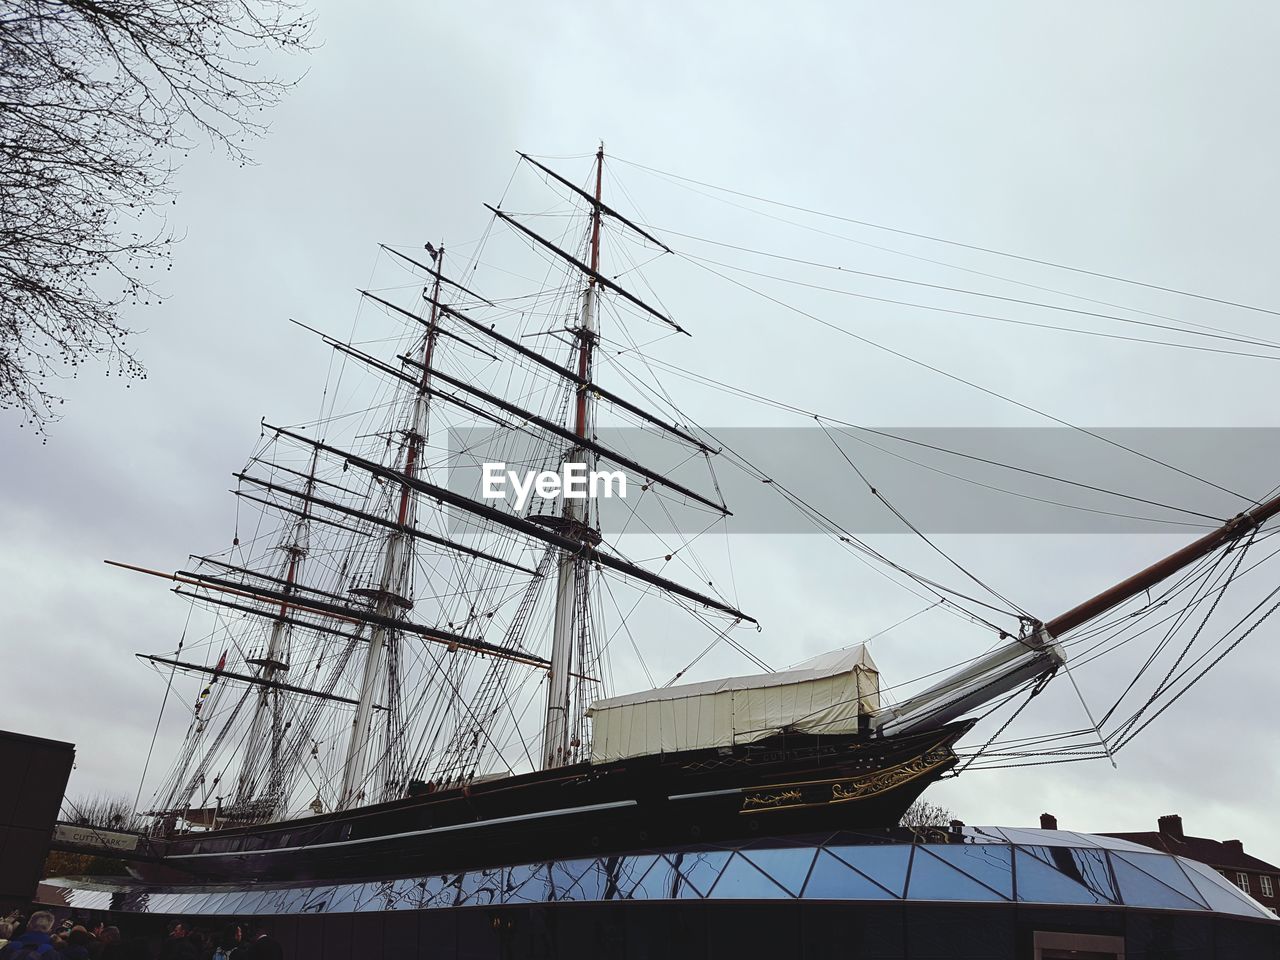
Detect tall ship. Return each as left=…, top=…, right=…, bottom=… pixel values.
left=69, top=149, right=1280, bottom=884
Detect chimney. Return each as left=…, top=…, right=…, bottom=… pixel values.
left=1158, top=814, right=1184, bottom=841
left=1040, top=813, right=1058, bottom=831
left=1224, top=839, right=1245, bottom=856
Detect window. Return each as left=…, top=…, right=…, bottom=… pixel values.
left=1236, top=872, right=1251, bottom=894
left=1261, top=875, right=1274, bottom=898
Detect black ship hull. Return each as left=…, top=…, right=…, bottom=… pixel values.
left=125, top=722, right=972, bottom=883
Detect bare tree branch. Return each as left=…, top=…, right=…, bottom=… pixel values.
left=62, top=790, right=147, bottom=831
left=899, top=798, right=957, bottom=827
left=0, top=0, right=313, bottom=434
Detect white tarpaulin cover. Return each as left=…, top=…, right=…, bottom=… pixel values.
left=586, top=646, right=880, bottom=763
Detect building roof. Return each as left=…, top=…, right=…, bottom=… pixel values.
left=1103, top=831, right=1280, bottom=875
left=587, top=644, right=877, bottom=710
left=40, top=826, right=1278, bottom=922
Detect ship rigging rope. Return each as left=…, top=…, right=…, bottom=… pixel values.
left=1062, top=530, right=1280, bottom=670
left=134, top=603, right=196, bottom=815
left=951, top=671, right=1053, bottom=777
left=716, top=438, right=1022, bottom=628
left=958, top=753, right=1111, bottom=771
left=818, top=417, right=1032, bottom=620
left=616, top=211, right=1269, bottom=358
left=680, top=253, right=1248, bottom=505
left=1255, top=481, right=1280, bottom=510
left=1099, top=534, right=1250, bottom=734
left=1065, top=535, right=1274, bottom=679
left=1059, top=552, right=1229, bottom=663
left=1105, top=589, right=1280, bottom=757
left=1111, top=559, right=1280, bottom=754
left=594, top=345, right=1232, bottom=656
left=468, top=172, right=1218, bottom=660
left=598, top=155, right=1256, bottom=505
left=676, top=248, right=1280, bottom=364
left=594, top=155, right=1270, bottom=737
left=594, top=336, right=1225, bottom=525
left=962, top=535, right=1280, bottom=769
left=782, top=601, right=941, bottom=668
left=595, top=573, right=658, bottom=688
left=592, top=348, right=1024, bottom=631
left=610, top=158, right=1271, bottom=361
left=789, top=528, right=1279, bottom=766
left=823, top=423, right=1214, bottom=530
left=633, top=228, right=1280, bottom=353
left=607, top=154, right=1280, bottom=322
left=660, top=616, right=748, bottom=687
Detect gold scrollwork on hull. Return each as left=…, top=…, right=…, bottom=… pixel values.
left=830, top=746, right=953, bottom=805
left=741, top=788, right=804, bottom=811
left=737, top=744, right=957, bottom=815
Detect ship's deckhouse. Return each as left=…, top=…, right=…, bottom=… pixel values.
left=587, top=646, right=880, bottom=762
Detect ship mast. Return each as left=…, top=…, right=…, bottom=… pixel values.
left=234, top=455, right=317, bottom=814
left=337, top=244, right=445, bottom=809
left=542, top=147, right=604, bottom=769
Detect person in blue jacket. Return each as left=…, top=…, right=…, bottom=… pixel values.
left=0, top=911, right=59, bottom=959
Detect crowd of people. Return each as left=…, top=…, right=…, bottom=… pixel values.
left=0, top=912, right=282, bottom=960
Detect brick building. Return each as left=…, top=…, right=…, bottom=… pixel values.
left=1040, top=812, right=1280, bottom=915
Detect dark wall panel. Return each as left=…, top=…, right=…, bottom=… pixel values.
left=381, top=911, right=419, bottom=957
left=1125, top=911, right=1212, bottom=959
left=705, top=902, right=801, bottom=956
left=421, top=907, right=460, bottom=958
left=906, top=904, right=1014, bottom=959
left=0, top=742, right=27, bottom=824
left=540, top=904, right=627, bottom=960
left=800, top=903, right=907, bottom=960
left=54, top=896, right=1280, bottom=958
left=295, top=914, right=324, bottom=958
left=1212, top=915, right=1280, bottom=960
left=663, top=902, right=710, bottom=957
left=19, top=745, right=76, bottom=827
left=349, top=913, right=385, bottom=957
left=454, top=907, right=497, bottom=960
left=0, top=729, right=74, bottom=907
left=269, top=915, right=299, bottom=957
left=321, top=913, right=354, bottom=960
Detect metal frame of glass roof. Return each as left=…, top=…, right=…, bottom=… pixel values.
left=42, top=827, right=1276, bottom=921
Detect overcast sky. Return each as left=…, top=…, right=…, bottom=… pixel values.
left=4, top=1, right=1280, bottom=863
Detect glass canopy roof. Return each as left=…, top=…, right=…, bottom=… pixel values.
left=42, top=827, right=1276, bottom=921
